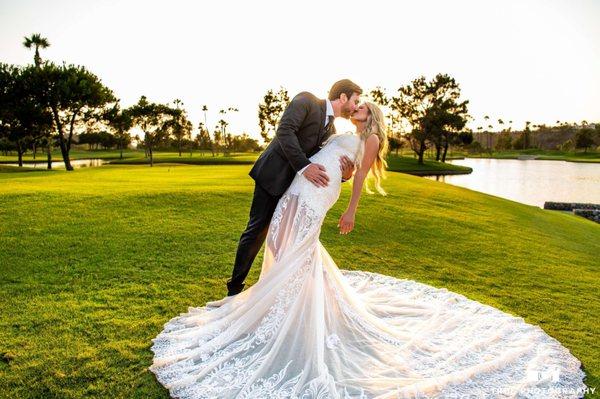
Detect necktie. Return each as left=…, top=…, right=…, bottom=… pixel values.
left=325, top=115, right=335, bottom=134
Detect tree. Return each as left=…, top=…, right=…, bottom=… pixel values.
left=483, top=115, right=492, bottom=151
left=22, top=33, right=50, bottom=68
left=24, top=62, right=116, bottom=170
left=387, top=136, right=404, bottom=156
left=424, top=75, right=469, bottom=162
left=201, top=105, right=216, bottom=157
left=128, top=96, right=176, bottom=166
left=258, top=87, right=288, bottom=143
left=369, top=86, right=389, bottom=108
left=195, top=122, right=213, bottom=155
left=218, top=107, right=238, bottom=154
left=105, top=101, right=133, bottom=159
left=575, top=128, right=595, bottom=152
left=391, top=74, right=469, bottom=164
left=391, top=76, right=431, bottom=164
left=230, top=132, right=261, bottom=152
left=368, top=86, right=391, bottom=128
left=522, top=121, right=532, bottom=149
left=212, top=125, right=222, bottom=154
left=496, top=131, right=513, bottom=150
left=369, top=86, right=405, bottom=154
left=170, top=99, right=192, bottom=156
left=0, top=63, right=53, bottom=167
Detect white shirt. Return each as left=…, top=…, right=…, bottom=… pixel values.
left=297, top=99, right=334, bottom=176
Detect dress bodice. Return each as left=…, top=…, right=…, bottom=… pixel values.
left=286, top=132, right=363, bottom=216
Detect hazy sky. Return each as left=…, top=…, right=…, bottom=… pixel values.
left=1, top=0, right=599, bottom=140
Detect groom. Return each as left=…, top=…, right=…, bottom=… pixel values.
left=226, top=79, right=363, bottom=296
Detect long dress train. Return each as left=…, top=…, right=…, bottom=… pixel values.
left=149, top=132, right=587, bottom=398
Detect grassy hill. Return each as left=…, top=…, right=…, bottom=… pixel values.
left=0, top=164, right=597, bottom=398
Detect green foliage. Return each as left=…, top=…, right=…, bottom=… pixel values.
left=575, top=128, right=596, bottom=152
left=390, top=74, right=470, bottom=163
left=19, top=61, right=116, bottom=170
left=495, top=131, right=513, bottom=150
left=258, top=87, right=289, bottom=143
left=22, top=33, right=50, bottom=67
left=127, top=96, right=181, bottom=166
left=0, top=63, right=53, bottom=165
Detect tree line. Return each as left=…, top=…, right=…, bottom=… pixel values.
left=4, top=34, right=596, bottom=171
left=472, top=119, right=599, bottom=154
left=0, top=34, right=260, bottom=170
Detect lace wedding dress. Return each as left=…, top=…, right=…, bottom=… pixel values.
left=149, top=132, right=587, bottom=398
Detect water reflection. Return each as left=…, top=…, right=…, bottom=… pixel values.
left=424, top=158, right=600, bottom=208
left=3, top=158, right=109, bottom=169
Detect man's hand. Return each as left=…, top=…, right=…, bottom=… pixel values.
left=339, top=155, right=355, bottom=181
left=338, top=210, right=355, bottom=234
left=302, top=163, right=330, bottom=187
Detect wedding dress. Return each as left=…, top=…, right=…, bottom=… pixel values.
left=149, top=132, right=587, bottom=398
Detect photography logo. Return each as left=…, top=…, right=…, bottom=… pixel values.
left=526, top=366, right=560, bottom=383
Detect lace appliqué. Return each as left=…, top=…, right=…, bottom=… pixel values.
left=268, top=192, right=291, bottom=259
left=293, top=199, right=320, bottom=245
left=325, top=333, right=341, bottom=350
left=151, top=247, right=315, bottom=399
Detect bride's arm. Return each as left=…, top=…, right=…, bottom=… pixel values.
left=338, top=134, right=380, bottom=235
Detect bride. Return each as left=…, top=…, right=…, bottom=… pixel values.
left=149, top=102, right=587, bottom=398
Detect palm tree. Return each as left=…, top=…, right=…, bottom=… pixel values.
left=483, top=115, right=491, bottom=150
left=22, top=33, right=50, bottom=67
left=218, top=107, right=238, bottom=154
left=201, top=105, right=214, bottom=156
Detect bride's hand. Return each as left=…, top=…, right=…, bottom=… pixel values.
left=339, top=155, right=355, bottom=181
left=338, top=210, right=355, bottom=235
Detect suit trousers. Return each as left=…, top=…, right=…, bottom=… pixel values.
left=227, top=182, right=281, bottom=296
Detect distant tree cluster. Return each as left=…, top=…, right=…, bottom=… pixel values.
left=471, top=119, right=600, bottom=153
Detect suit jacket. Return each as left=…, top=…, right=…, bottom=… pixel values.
left=249, top=91, right=337, bottom=197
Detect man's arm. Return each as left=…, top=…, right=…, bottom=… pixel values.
left=276, top=94, right=312, bottom=173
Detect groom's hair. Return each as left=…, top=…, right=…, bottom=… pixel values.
left=328, top=79, right=362, bottom=101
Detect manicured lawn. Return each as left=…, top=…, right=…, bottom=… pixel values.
left=385, top=155, right=472, bottom=174
left=0, top=164, right=598, bottom=398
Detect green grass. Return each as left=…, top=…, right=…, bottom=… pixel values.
left=385, top=155, right=472, bottom=175
left=0, top=164, right=598, bottom=398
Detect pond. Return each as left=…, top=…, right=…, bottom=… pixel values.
left=2, top=158, right=110, bottom=169
left=423, top=158, right=600, bottom=208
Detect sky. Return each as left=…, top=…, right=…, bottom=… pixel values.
left=1, top=0, right=599, bottom=141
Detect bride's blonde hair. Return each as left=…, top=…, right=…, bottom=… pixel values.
left=355, top=102, right=389, bottom=195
